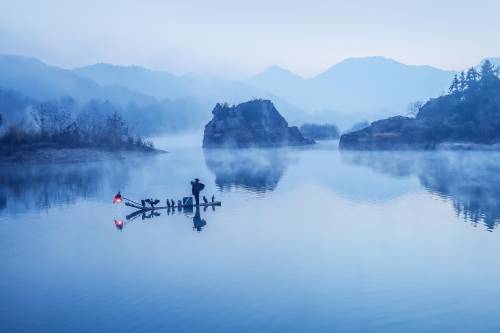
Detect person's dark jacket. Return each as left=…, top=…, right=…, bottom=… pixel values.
left=191, top=181, right=205, bottom=195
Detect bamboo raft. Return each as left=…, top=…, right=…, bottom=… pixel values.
left=124, top=201, right=221, bottom=211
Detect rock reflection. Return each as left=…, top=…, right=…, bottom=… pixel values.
left=203, top=148, right=290, bottom=193
left=341, top=151, right=500, bottom=231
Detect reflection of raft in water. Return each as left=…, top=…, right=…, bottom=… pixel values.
left=113, top=193, right=219, bottom=231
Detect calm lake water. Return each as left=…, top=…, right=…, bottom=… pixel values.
left=1, top=137, right=500, bottom=332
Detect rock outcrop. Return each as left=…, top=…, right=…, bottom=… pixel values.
left=340, top=63, right=500, bottom=150
left=339, top=116, right=434, bottom=150
left=299, top=123, right=340, bottom=140
left=203, top=100, right=315, bottom=148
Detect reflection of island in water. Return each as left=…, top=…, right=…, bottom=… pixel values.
left=342, top=151, right=500, bottom=231
left=203, top=148, right=291, bottom=193
left=0, top=161, right=133, bottom=214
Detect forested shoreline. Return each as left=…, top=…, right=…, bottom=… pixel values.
left=0, top=95, right=156, bottom=153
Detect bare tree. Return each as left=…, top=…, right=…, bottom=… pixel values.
left=406, top=100, right=423, bottom=118
left=105, top=112, right=128, bottom=147
left=31, top=102, right=72, bottom=136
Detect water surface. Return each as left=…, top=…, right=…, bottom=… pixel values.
left=1, top=139, right=500, bottom=332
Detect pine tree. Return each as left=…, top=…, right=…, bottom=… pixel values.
left=480, top=59, right=498, bottom=86
left=458, top=71, right=467, bottom=91
left=465, top=68, right=480, bottom=89
left=449, top=75, right=459, bottom=93
left=480, top=59, right=495, bottom=78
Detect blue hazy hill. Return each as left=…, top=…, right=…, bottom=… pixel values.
left=74, top=63, right=185, bottom=100
left=248, top=57, right=455, bottom=125
left=0, top=54, right=155, bottom=106
left=73, top=62, right=309, bottom=125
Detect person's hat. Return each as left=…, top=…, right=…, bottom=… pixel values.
left=195, top=178, right=199, bottom=181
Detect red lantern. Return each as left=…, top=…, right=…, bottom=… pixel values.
left=113, top=192, right=123, bottom=204
left=114, top=219, right=124, bottom=230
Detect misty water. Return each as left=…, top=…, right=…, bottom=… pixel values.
left=1, top=137, right=500, bottom=333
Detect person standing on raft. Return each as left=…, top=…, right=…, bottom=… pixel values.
left=191, top=178, right=205, bottom=206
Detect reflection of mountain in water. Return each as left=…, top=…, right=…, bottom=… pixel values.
left=342, top=151, right=500, bottom=231
left=203, top=148, right=290, bottom=193
left=0, top=161, right=132, bottom=214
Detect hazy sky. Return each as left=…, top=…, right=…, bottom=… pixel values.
left=1, top=0, right=499, bottom=78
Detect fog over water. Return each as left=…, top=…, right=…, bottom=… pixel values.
left=1, top=137, right=500, bottom=332
left=3, top=1, right=500, bottom=331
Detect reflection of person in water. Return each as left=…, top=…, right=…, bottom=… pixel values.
left=192, top=207, right=207, bottom=232
left=190, top=178, right=205, bottom=206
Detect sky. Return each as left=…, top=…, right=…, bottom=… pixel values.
left=1, top=0, right=499, bottom=78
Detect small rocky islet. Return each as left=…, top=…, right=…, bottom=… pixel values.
left=203, top=99, right=315, bottom=148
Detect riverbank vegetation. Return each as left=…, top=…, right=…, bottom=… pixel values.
left=0, top=99, right=154, bottom=153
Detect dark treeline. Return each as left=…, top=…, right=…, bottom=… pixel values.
left=415, top=59, right=500, bottom=142
left=448, top=60, right=498, bottom=95
left=0, top=93, right=154, bottom=150
left=299, top=123, right=340, bottom=140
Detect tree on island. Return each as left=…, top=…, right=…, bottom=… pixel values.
left=449, top=75, right=460, bottom=93
left=458, top=71, right=467, bottom=91
left=479, top=59, right=498, bottom=85
left=448, top=61, right=498, bottom=96
left=465, top=68, right=480, bottom=90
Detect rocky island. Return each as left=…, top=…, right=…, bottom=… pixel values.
left=299, top=123, right=340, bottom=140
left=203, top=99, right=315, bottom=148
left=340, top=60, right=500, bottom=150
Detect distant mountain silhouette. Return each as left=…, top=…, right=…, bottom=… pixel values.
left=249, top=65, right=307, bottom=101
left=73, top=62, right=309, bottom=125
left=0, top=54, right=154, bottom=106
left=74, top=63, right=185, bottom=100
left=248, top=57, right=455, bottom=126
left=1, top=54, right=301, bottom=115
left=2, top=53, right=496, bottom=132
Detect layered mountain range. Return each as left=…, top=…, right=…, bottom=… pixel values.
left=0, top=54, right=494, bottom=134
